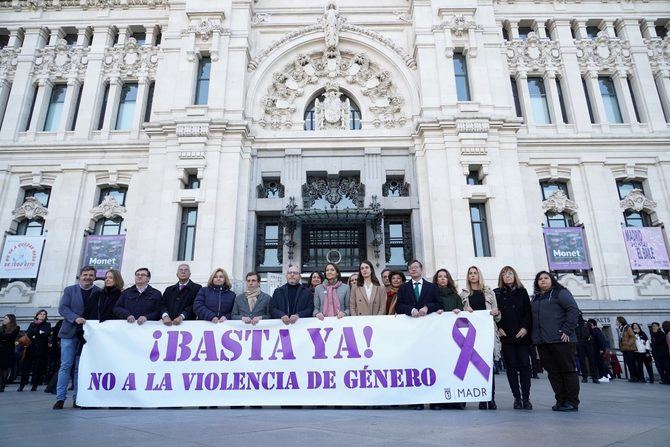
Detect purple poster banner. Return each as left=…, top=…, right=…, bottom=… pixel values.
left=623, top=227, right=670, bottom=270
left=543, top=227, right=590, bottom=270
left=82, top=235, right=126, bottom=278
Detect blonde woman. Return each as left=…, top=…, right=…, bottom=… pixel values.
left=194, top=268, right=236, bottom=323
left=460, top=266, right=501, bottom=410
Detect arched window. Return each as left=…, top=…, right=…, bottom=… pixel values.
left=93, top=186, right=127, bottom=235
left=304, top=91, right=362, bottom=130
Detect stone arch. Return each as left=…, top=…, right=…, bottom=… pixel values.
left=245, top=32, right=419, bottom=131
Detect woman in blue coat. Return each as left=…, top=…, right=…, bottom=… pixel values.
left=194, top=268, right=236, bottom=323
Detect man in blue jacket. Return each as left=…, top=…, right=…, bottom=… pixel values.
left=114, top=267, right=162, bottom=324
left=396, top=259, right=441, bottom=317
left=270, top=266, right=313, bottom=325
left=53, top=266, right=100, bottom=409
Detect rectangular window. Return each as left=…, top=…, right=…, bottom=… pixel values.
left=527, top=77, right=552, bottom=124
left=25, top=85, right=38, bottom=131
left=99, top=186, right=127, bottom=206
left=470, top=203, right=491, bottom=257
left=155, top=32, right=162, bottom=46
left=518, top=27, right=533, bottom=40
left=255, top=218, right=282, bottom=272
left=582, top=78, right=595, bottom=124
left=64, top=33, right=78, bottom=47
left=177, top=207, right=198, bottom=261
left=185, top=174, right=200, bottom=189
left=556, top=78, right=569, bottom=124
left=510, top=78, right=522, bottom=118
left=115, top=82, right=138, bottom=130
left=70, top=84, right=83, bottom=131
left=194, top=57, right=211, bottom=105
left=466, top=169, right=481, bottom=185
left=24, top=188, right=51, bottom=207
left=384, top=215, right=413, bottom=267
left=655, top=26, right=668, bottom=39
left=627, top=77, right=641, bottom=123
left=97, top=83, right=109, bottom=130
left=598, top=77, right=623, bottom=123
left=616, top=180, right=644, bottom=200
left=453, top=53, right=471, bottom=101
left=540, top=181, right=569, bottom=200
left=130, top=32, right=146, bottom=45
left=586, top=26, right=601, bottom=39
left=0, top=34, right=9, bottom=48
left=42, top=84, right=67, bottom=131
left=144, top=81, right=154, bottom=123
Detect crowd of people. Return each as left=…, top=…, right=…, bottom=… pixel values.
left=1, top=260, right=669, bottom=413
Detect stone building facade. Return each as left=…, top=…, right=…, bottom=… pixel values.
left=0, top=0, right=669, bottom=344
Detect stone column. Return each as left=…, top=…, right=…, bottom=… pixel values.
left=130, top=76, right=149, bottom=138
left=100, top=77, right=122, bottom=135
left=27, top=78, right=54, bottom=134
left=611, top=69, right=638, bottom=125
left=584, top=70, right=609, bottom=127
left=515, top=71, right=534, bottom=128
left=544, top=70, right=564, bottom=126
left=57, top=78, right=81, bottom=138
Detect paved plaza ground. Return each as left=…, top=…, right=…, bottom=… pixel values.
left=0, top=375, right=667, bottom=447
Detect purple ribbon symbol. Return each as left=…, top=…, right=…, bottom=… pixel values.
left=452, top=317, right=491, bottom=381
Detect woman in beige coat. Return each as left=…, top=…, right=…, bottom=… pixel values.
left=460, top=265, right=501, bottom=410
left=350, top=260, right=386, bottom=316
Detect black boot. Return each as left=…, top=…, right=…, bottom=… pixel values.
left=513, top=398, right=522, bottom=409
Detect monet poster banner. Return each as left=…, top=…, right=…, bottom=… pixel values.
left=542, top=227, right=590, bottom=270
left=622, top=227, right=670, bottom=270
left=81, top=235, right=126, bottom=278
left=77, top=312, right=494, bottom=408
left=0, top=235, right=46, bottom=279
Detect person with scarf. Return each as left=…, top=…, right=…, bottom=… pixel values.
left=0, top=314, right=19, bottom=392
left=385, top=271, right=405, bottom=315
left=350, top=260, right=386, bottom=316
left=232, top=272, right=272, bottom=324
left=631, top=322, right=654, bottom=383
left=19, top=309, right=51, bottom=391
left=314, top=263, right=350, bottom=320
left=194, top=268, right=236, bottom=323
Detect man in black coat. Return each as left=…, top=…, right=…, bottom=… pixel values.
left=396, top=259, right=441, bottom=317
left=160, top=264, right=202, bottom=325
left=114, top=267, right=162, bottom=324
left=270, top=266, right=313, bottom=325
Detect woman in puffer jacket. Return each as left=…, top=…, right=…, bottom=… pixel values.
left=194, top=268, right=236, bottom=323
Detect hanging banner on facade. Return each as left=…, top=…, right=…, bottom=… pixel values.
left=77, top=312, right=494, bottom=407
left=0, top=235, right=46, bottom=279
left=543, top=227, right=590, bottom=270
left=622, top=227, right=670, bottom=270
left=81, top=235, right=126, bottom=278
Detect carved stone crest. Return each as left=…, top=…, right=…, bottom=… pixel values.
left=103, top=37, right=159, bottom=79
left=12, top=197, right=48, bottom=221
left=576, top=32, right=632, bottom=74
left=646, top=36, right=670, bottom=78
left=32, top=39, right=89, bottom=79
left=434, top=15, right=483, bottom=37
left=505, top=32, right=562, bottom=74
left=302, top=176, right=365, bottom=209
left=90, top=195, right=126, bottom=220
left=315, top=82, right=350, bottom=130
left=0, top=47, right=19, bottom=81
left=542, top=190, right=578, bottom=214
left=620, top=189, right=657, bottom=213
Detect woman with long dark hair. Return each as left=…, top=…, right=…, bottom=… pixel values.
left=19, top=309, right=51, bottom=391
left=86, top=269, right=124, bottom=321
left=531, top=271, right=580, bottom=411
left=350, top=260, right=386, bottom=316
left=385, top=271, right=405, bottom=315
left=631, top=323, right=654, bottom=383
left=0, top=314, right=19, bottom=392
left=307, top=271, right=324, bottom=299
left=433, top=269, right=461, bottom=315
left=314, top=263, right=349, bottom=320
left=495, top=266, right=533, bottom=410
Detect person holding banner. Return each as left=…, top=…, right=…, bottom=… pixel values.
left=396, top=260, right=441, bottom=318
left=114, top=268, right=162, bottom=324
left=231, top=272, right=271, bottom=324
left=160, top=264, right=201, bottom=325
left=270, top=266, right=313, bottom=325
left=194, top=268, right=236, bottom=323
left=385, top=271, right=405, bottom=315
left=314, top=263, right=350, bottom=319
left=531, top=271, right=580, bottom=412
left=460, top=266, right=501, bottom=410
left=494, top=266, right=533, bottom=410
left=349, top=260, right=386, bottom=316
left=53, top=266, right=100, bottom=409
left=86, top=269, right=124, bottom=322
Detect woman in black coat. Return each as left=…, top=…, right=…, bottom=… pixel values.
left=19, top=309, right=51, bottom=391
left=494, top=266, right=532, bottom=410
left=86, top=269, right=124, bottom=321
left=0, top=314, right=20, bottom=392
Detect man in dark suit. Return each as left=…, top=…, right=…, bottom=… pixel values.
left=160, top=264, right=201, bottom=325
left=270, top=266, right=313, bottom=325
left=396, top=259, right=442, bottom=317
left=114, top=267, right=162, bottom=324
left=231, top=272, right=272, bottom=324
left=53, top=265, right=100, bottom=410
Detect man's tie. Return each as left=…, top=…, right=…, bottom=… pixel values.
left=178, top=284, right=185, bottom=292
left=413, top=282, right=420, bottom=302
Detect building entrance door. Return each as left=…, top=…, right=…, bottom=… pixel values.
left=301, top=224, right=366, bottom=272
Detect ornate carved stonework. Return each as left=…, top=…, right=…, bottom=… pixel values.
left=186, top=19, right=224, bottom=42
left=178, top=151, right=206, bottom=159
left=247, top=4, right=416, bottom=71
left=176, top=124, right=209, bottom=137
left=382, top=178, right=410, bottom=197
left=433, top=15, right=483, bottom=37
left=12, top=197, right=48, bottom=220
left=103, top=37, right=159, bottom=79
left=620, top=189, right=657, bottom=213
left=576, top=32, right=632, bottom=74
left=457, top=119, right=490, bottom=133
left=183, top=16, right=229, bottom=62
left=302, top=176, right=365, bottom=209
left=257, top=179, right=285, bottom=199
left=90, top=195, right=126, bottom=220
left=0, top=47, right=19, bottom=81
left=646, top=37, right=670, bottom=78
left=505, top=32, right=562, bottom=74
left=32, top=39, right=89, bottom=80
left=314, top=82, right=351, bottom=130
left=542, top=190, right=578, bottom=214
left=1, top=0, right=166, bottom=10
left=251, top=13, right=271, bottom=25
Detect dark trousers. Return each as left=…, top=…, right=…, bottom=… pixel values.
left=530, top=345, right=542, bottom=375
left=576, top=342, right=599, bottom=380
left=633, top=352, right=655, bottom=383
left=20, top=352, right=47, bottom=387
left=537, top=343, right=580, bottom=407
left=654, top=356, right=670, bottom=383
left=501, top=343, right=531, bottom=399
left=622, top=351, right=637, bottom=380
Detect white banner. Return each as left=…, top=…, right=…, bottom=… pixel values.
left=77, top=311, right=494, bottom=407
left=0, top=235, right=46, bottom=279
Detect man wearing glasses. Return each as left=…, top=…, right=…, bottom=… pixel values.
left=270, top=266, right=313, bottom=324
left=114, top=267, right=162, bottom=324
